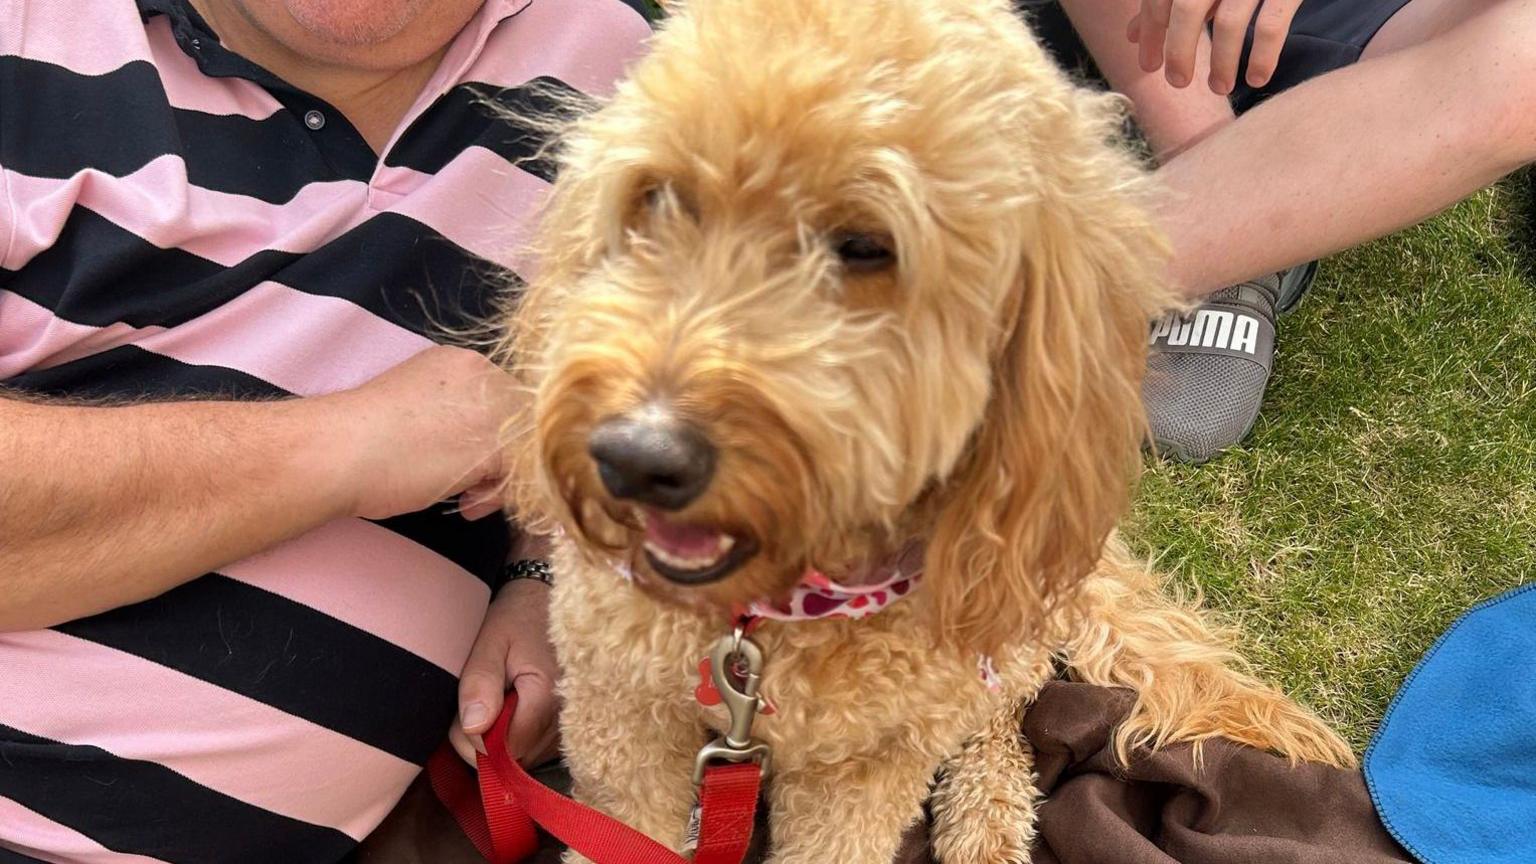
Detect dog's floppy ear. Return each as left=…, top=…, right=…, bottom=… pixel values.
left=925, top=90, right=1173, bottom=655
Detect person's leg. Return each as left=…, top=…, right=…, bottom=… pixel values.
left=1362, top=0, right=1501, bottom=59
left=1138, top=0, right=1533, bottom=461
left=1160, top=0, right=1535, bottom=299
left=1057, top=0, right=1234, bottom=159
left=1050, top=0, right=1480, bottom=165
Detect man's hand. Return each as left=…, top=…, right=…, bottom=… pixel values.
left=451, top=578, right=561, bottom=768
left=327, top=346, right=523, bottom=521
left=0, top=344, right=525, bottom=632
left=1129, top=0, right=1301, bottom=95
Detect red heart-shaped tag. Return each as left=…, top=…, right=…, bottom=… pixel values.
left=695, top=657, right=723, bottom=707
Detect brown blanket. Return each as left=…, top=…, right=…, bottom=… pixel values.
left=357, top=681, right=1409, bottom=864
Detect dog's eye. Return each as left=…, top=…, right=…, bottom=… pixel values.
left=832, top=232, right=896, bottom=273
left=633, top=183, right=667, bottom=219
left=635, top=181, right=698, bottom=224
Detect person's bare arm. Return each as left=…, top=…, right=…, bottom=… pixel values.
left=1058, top=0, right=1234, bottom=158
left=0, top=346, right=521, bottom=632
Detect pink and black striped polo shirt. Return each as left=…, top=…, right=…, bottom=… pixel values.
left=0, top=1, right=650, bottom=861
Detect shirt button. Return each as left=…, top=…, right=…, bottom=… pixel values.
left=304, top=110, right=326, bottom=131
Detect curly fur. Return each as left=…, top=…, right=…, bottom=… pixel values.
left=495, top=0, right=1353, bottom=860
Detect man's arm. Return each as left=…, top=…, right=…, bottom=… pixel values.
left=0, top=346, right=521, bottom=632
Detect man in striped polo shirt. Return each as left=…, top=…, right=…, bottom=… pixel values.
left=0, top=0, right=650, bottom=860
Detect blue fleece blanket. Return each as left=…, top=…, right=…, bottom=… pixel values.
left=1365, top=583, right=1536, bottom=864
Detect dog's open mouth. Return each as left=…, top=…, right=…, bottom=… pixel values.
left=640, top=508, right=758, bottom=584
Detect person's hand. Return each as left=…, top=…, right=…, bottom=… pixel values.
left=450, top=578, right=561, bottom=768
left=318, top=346, right=523, bottom=521
left=1129, top=0, right=1301, bottom=95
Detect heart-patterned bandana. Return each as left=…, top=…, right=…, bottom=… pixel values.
left=612, top=544, right=1003, bottom=691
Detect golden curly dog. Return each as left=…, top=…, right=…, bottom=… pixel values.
left=497, top=0, right=1353, bottom=860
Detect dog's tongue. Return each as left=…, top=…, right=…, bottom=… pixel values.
left=643, top=510, right=725, bottom=558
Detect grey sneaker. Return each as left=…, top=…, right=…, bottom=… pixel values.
left=1276, top=260, right=1319, bottom=316
left=1142, top=263, right=1317, bottom=463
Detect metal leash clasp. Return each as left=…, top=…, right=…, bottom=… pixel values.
left=693, top=626, right=772, bottom=784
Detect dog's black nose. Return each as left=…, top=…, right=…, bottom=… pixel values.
left=588, top=415, right=716, bottom=510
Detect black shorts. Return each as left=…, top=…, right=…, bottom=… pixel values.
left=1024, top=0, right=1416, bottom=114
left=1229, top=0, right=1414, bottom=112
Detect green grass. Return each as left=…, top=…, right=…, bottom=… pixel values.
left=1121, top=172, right=1536, bottom=752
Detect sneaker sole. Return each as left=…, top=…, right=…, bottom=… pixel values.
left=1150, top=409, right=1261, bottom=465
left=1277, top=260, right=1319, bottom=317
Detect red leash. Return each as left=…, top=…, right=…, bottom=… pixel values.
left=427, top=692, right=762, bottom=864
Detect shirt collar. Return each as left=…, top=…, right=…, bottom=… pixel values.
left=374, top=0, right=533, bottom=157
left=134, top=0, right=301, bottom=90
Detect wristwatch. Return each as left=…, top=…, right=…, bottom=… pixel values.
left=503, top=558, right=554, bottom=589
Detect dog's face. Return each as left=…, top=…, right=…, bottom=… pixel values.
left=506, top=0, right=1174, bottom=648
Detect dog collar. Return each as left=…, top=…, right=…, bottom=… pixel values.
left=739, top=549, right=922, bottom=624
left=612, top=545, right=1002, bottom=691
left=611, top=542, right=925, bottom=624
left=737, top=546, right=1001, bottom=692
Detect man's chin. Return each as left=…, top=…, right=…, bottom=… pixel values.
left=219, top=0, right=480, bottom=70
left=281, top=0, right=421, bottom=46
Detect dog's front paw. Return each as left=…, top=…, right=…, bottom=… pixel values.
left=930, top=765, right=1039, bottom=864
left=930, top=707, right=1038, bottom=864
left=931, top=811, right=1034, bottom=864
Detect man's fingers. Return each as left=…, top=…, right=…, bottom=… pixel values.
left=1209, top=0, right=1261, bottom=94
left=451, top=445, right=507, bottom=520
left=1137, top=0, right=1172, bottom=72
left=448, top=724, right=485, bottom=766
left=457, top=669, right=504, bottom=733
left=1142, top=0, right=1175, bottom=29
left=457, top=633, right=510, bottom=735
left=1162, top=0, right=1214, bottom=87
left=1245, top=0, right=1301, bottom=87
left=504, top=673, right=558, bottom=767
left=458, top=480, right=504, bottom=521
left=527, top=725, right=561, bottom=768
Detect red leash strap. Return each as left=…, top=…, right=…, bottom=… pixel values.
left=691, top=762, right=761, bottom=864
left=427, top=693, right=761, bottom=864
left=426, top=702, right=537, bottom=864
